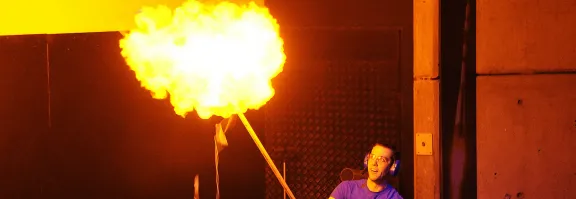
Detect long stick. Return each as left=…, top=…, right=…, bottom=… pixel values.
left=283, top=161, right=287, bottom=199
left=194, top=175, right=199, bottom=199
left=237, top=113, right=296, bottom=199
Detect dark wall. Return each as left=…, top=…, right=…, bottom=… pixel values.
left=0, top=35, right=48, bottom=199
left=0, top=33, right=265, bottom=199
left=264, top=0, right=414, bottom=198
left=440, top=0, right=477, bottom=198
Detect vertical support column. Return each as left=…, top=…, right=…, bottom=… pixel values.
left=413, top=0, right=440, bottom=198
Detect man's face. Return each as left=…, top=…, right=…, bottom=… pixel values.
left=367, top=145, right=394, bottom=182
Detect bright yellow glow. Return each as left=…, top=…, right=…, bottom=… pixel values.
left=119, top=0, right=285, bottom=119
left=0, top=0, right=263, bottom=35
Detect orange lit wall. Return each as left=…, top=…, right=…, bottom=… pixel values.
left=413, top=0, right=440, bottom=198
left=0, top=0, right=263, bottom=36
left=477, top=0, right=576, bottom=198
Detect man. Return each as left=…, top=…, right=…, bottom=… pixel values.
left=329, top=143, right=403, bottom=199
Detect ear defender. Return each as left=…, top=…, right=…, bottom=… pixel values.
left=363, top=153, right=370, bottom=168
left=389, top=159, right=401, bottom=177
left=363, top=153, right=401, bottom=177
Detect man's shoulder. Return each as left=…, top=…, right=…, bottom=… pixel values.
left=333, top=180, right=403, bottom=199
left=348, top=179, right=367, bottom=185
left=338, top=180, right=364, bottom=188
left=332, top=180, right=364, bottom=193
left=379, top=185, right=403, bottom=199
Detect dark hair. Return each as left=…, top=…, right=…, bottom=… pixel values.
left=372, top=143, right=400, bottom=161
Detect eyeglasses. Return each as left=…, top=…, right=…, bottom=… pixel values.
left=368, top=154, right=391, bottom=164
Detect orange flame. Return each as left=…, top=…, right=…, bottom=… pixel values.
left=120, top=0, right=285, bottom=119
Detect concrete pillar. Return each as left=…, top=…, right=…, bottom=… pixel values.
left=413, top=0, right=441, bottom=198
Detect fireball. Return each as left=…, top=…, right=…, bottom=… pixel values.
left=119, top=0, right=285, bottom=119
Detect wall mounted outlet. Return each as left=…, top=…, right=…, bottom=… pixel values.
left=416, top=133, right=433, bottom=155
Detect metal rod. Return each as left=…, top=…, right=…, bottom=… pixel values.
left=194, top=174, right=199, bottom=199
left=237, top=113, right=296, bottom=199
left=283, top=161, right=286, bottom=199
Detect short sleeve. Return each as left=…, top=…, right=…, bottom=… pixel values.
left=329, top=182, right=348, bottom=199
left=391, top=193, right=403, bottom=199
left=387, top=189, right=404, bottom=199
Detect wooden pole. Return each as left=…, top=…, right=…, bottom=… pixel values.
left=237, top=112, right=296, bottom=199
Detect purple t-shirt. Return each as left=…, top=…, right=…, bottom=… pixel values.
left=330, top=180, right=403, bottom=199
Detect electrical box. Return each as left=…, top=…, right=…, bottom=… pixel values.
left=415, top=133, right=433, bottom=155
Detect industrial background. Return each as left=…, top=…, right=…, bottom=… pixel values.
left=263, top=0, right=413, bottom=198
left=0, top=0, right=575, bottom=198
